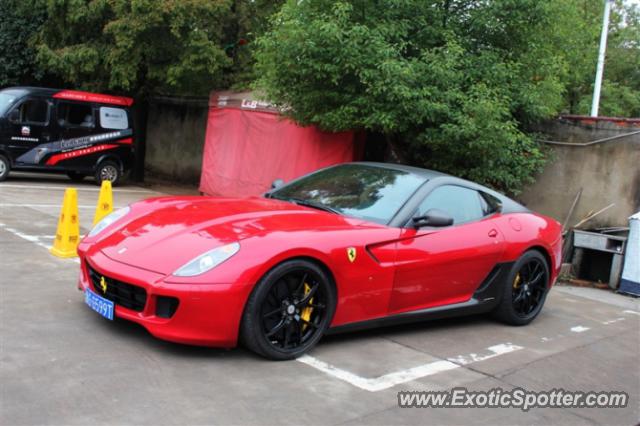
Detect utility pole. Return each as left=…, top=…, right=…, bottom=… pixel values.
left=591, top=0, right=614, bottom=117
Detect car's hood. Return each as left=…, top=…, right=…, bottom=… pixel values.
left=97, top=196, right=369, bottom=274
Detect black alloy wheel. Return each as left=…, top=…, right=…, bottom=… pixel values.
left=241, top=259, right=335, bottom=360
left=493, top=250, right=550, bottom=325
left=512, top=257, right=547, bottom=318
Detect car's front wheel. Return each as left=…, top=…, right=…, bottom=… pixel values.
left=0, top=154, right=10, bottom=182
left=493, top=250, right=550, bottom=325
left=240, top=259, right=336, bottom=360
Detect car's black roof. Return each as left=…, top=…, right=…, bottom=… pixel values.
left=350, top=161, right=449, bottom=180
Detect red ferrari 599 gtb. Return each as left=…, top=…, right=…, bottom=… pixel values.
left=77, top=162, right=562, bottom=359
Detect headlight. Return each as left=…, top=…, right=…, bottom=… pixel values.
left=88, top=206, right=131, bottom=238
left=172, top=242, right=240, bottom=277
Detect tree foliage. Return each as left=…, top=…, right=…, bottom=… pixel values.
left=229, top=0, right=286, bottom=89
left=34, top=0, right=238, bottom=96
left=0, top=0, right=46, bottom=86
left=31, top=0, right=283, bottom=97
left=254, top=0, right=639, bottom=193
left=255, top=0, right=572, bottom=193
left=558, top=0, right=640, bottom=117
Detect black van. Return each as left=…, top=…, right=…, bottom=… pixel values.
left=0, top=87, right=134, bottom=185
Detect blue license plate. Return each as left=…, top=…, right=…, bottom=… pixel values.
left=85, top=288, right=114, bottom=320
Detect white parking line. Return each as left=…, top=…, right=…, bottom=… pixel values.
left=0, top=222, right=80, bottom=264
left=446, top=343, right=523, bottom=365
left=298, top=321, right=617, bottom=391
left=297, top=355, right=459, bottom=392
left=570, top=326, right=590, bottom=333
left=602, top=317, right=626, bottom=325
left=0, top=222, right=50, bottom=250
left=0, top=184, right=156, bottom=194
left=297, top=343, right=522, bottom=392
left=623, top=310, right=640, bottom=316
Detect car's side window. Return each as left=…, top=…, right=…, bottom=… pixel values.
left=479, top=192, right=502, bottom=215
left=14, top=98, right=49, bottom=125
left=416, top=185, right=485, bottom=225
left=57, top=101, right=94, bottom=128
left=99, top=106, right=129, bottom=130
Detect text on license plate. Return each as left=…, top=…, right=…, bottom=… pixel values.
left=85, top=288, right=114, bottom=320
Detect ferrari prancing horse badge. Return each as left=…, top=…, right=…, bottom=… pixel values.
left=347, top=247, right=357, bottom=263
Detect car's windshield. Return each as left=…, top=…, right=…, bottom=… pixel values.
left=270, top=164, right=427, bottom=224
left=0, top=91, right=23, bottom=117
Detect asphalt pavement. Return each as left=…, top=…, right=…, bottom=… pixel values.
left=1, top=172, right=639, bottom=425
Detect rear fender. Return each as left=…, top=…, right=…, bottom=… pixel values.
left=96, top=153, right=123, bottom=171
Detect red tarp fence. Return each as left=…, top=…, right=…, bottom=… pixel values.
left=199, top=91, right=361, bottom=197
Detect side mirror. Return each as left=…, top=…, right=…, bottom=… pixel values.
left=271, top=178, right=285, bottom=189
left=412, top=209, right=454, bottom=228
left=8, top=109, right=20, bottom=123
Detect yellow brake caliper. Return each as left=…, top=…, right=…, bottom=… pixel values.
left=300, top=283, right=314, bottom=330
left=513, top=273, right=521, bottom=289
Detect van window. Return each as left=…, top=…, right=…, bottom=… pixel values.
left=0, top=93, right=20, bottom=116
left=99, top=106, right=128, bottom=129
left=16, top=99, right=49, bottom=125
left=58, top=102, right=94, bottom=128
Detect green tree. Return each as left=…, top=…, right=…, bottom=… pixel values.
left=35, top=0, right=234, bottom=96
left=33, top=0, right=285, bottom=95
left=0, top=0, right=47, bottom=87
left=559, top=0, right=640, bottom=117
left=229, top=0, right=285, bottom=89
left=255, top=0, right=569, bottom=193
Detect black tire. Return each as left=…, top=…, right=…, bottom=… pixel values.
left=67, top=171, right=86, bottom=182
left=240, top=259, right=336, bottom=360
left=0, top=154, right=10, bottom=182
left=493, top=250, right=550, bottom=326
left=95, top=161, right=121, bottom=186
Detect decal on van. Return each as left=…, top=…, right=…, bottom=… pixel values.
left=15, top=128, right=133, bottom=165
left=46, top=144, right=120, bottom=166
left=11, top=137, right=39, bottom=142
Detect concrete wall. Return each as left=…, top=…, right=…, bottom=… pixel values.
left=519, top=117, right=640, bottom=228
left=145, top=96, right=209, bottom=183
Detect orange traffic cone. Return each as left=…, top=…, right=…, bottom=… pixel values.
left=93, top=180, right=113, bottom=225
left=50, top=188, right=80, bottom=258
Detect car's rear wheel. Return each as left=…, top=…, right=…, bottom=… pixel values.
left=67, top=171, right=86, bottom=182
left=95, top=161, right=121, bottom=186
left=0, top=154, right=10, bottom=182
left=241, top=259, right=336, bottom=360
left=493, top=250, right=549, bottom=325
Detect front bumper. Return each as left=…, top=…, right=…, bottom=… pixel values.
left=77, top=249, right=253, bottom=347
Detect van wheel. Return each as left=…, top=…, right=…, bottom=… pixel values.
left=95, top=161, right=120, bottom=186
left=0, top=155, right=10, bottom=182
left=67, top=171, right=86, bottom=182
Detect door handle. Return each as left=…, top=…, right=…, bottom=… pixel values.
left=488, top=229, right=498, bottom=238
